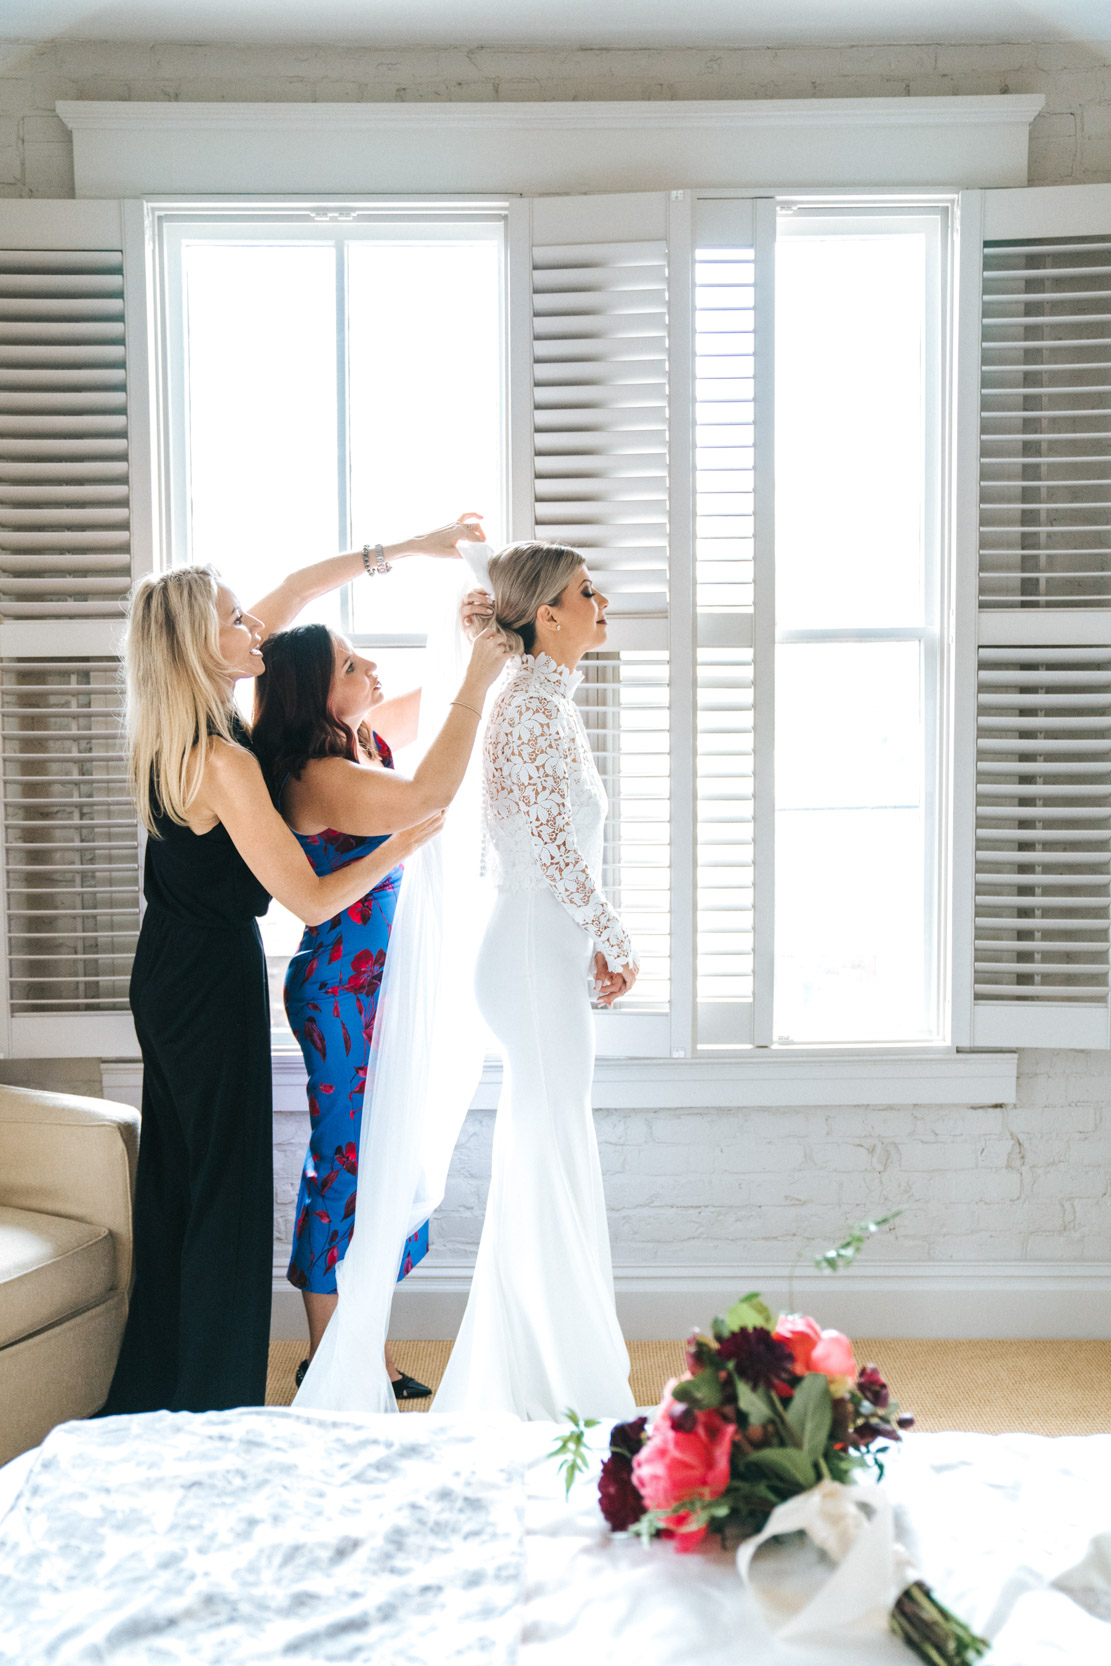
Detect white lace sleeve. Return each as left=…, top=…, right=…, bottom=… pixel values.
left=493, top=690, right=637, bottom=971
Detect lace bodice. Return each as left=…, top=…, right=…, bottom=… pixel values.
left=482, top=654, right=637, bottom=972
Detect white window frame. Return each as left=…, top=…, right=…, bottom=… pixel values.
left=0, top=187, right=1035, bottom=1101
left=142, top=191, right=1009, bottom=1097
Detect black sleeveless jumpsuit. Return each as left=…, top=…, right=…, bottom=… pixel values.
left=102, top=774, right=273, bottom=1414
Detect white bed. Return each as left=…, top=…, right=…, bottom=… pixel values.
left=1, top=1409, right=1109, bottom=1665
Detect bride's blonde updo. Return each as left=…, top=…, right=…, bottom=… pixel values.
left=486, top=541, right=584, bottom=658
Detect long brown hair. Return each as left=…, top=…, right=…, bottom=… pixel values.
left=252, top=624, right=373, bottom=801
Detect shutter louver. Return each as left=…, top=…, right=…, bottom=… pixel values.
left=0, top=250, right=131, bottom=621
left=973, top=646, right=1111, bottom=1045
left=532, top=239, right=669, bottom=626
left=694, top=246, right=757, bottom=1047
left=522, top=195, right=673, bottom=1054
left=2, top=658, right=140, bottom=1033
left=980, top=235, right=1110, bottom=608
left=575, top=650, right=670, bottom=1015
left=971, top=186, right=1111, bottom=1048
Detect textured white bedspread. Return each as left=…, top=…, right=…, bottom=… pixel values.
left=1, top=1412, right=1110, bottom=1666
left=0, top=1409, right=525, bottom=1666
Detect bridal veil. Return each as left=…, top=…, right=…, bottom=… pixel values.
left=293, top=552, right=490, bottom=1416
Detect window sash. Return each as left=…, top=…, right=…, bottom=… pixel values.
left=156, top=207, right=510, bottom=645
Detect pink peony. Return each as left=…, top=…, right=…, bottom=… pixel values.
left=774, top=1315, right=856, bottom=1382
left=810, top=1329, right=857, bottom=1380
left=631, top=1387, right=735, bottom=1545
left=773, top=1314, right=822, bottom=1373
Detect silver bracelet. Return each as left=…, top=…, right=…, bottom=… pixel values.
left=362, top=542, right=391, bottom=577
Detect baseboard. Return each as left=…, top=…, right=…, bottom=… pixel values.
left=271, top=1258, right=1111, bottom=1342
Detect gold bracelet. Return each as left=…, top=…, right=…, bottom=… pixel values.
left=450, top=699, right=483, bottom=720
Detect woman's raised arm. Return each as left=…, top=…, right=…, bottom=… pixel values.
left=247, top=516, right=486, bottom=639
left=292, top=628, right=508, bottom=835
left=203, top=743, right=441, bottom=927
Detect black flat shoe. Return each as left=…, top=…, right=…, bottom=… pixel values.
left=294, top=1357, right=309, bottom=1389
left=391, top=1371, right=433, bottom=1401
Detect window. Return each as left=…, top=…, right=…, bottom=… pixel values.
left=157, top=194, right=955, bottom=1056
left=772, top=211, right=945, bottom=1044
left=160, top=211, right=505, bottom=1042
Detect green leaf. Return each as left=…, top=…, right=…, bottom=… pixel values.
left=732, top=1378, right=775, bottom=1424
left=671, top=1366, right=722, bottom=1409
left=723, top=1293, right=775, bottom=1332
left=738, top=1446, right=818, bottom=1491
left=813, top=1210, right=903, bottom=1275
left=785, top=1373, right=833, bottom=1461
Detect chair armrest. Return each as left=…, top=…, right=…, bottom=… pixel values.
left=0, top=1085, right=140, bottom=1292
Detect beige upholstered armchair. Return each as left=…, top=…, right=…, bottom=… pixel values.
left=0, top=1083, right=139, bottom=1464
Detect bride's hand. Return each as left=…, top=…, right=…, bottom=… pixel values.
left=461, top=587, right=494, bottom=637
left=593, top=952, right=637, bottom=1006
left=407, top=512, right=485, bottom=559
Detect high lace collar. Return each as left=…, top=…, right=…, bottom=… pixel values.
left=517, top=650, right=584, bottom=697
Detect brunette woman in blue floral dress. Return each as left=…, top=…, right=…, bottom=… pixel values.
left=252, top=603, right=505, bottom=1395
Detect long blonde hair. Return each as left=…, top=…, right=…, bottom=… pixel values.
left=487, top=541, right=584, bottom=658
left=124, top=565, right=239, bottom=835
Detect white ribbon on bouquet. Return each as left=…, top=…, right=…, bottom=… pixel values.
left=736, top=1480, right=919, bottom=1641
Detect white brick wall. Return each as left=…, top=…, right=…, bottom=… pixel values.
left=272, top=1048, right=1111, bottom=1289
left=0, top=37, right=1110, bottom=195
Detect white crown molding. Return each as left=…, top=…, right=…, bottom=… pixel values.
left=55, top=94, right=1044, bottom=197
left=57, top=95, right=1045, bottom=134
left=270, top=1256, right=1111, bottom=1342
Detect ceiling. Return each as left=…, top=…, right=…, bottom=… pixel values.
left=1, top=1, right=1109, bottom=50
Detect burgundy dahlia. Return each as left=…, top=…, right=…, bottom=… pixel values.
left=609, top=1416, right=648, bottom=1460
left=716, top=1326, right=796, bottom=1389
left=598, top=1451, right=647, bottom=1531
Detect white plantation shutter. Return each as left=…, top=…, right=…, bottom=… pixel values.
left=520, top=195, right=673, bottom=1054
left=1, top=657, right=140, bottom=1056
left=692, top=225, right=760, bottom=1049
left=529, top=194, right=670, bottom=629
left=968, top=184, right=1111, bottom=1048
left=0, top=202, right=143, bottom=1059
left=0, top=250, right=130, bottom=621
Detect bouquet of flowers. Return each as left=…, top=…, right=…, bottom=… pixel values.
left=556, top=1291, right=987, bottom=1666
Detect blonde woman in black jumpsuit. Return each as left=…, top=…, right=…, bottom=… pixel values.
left=102, top=518, right=484, bottom=1414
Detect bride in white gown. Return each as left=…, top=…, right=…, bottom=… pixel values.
left=433, top=542, right=638, bottom=1421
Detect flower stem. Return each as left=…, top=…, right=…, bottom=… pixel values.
left=889, top=1582, right=989, bottom=1666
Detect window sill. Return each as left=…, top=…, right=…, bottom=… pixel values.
left=268, top=1047, right=1017, bottom=1109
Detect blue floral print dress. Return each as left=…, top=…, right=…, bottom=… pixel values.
left=284, top=734, right=429, bottom=1294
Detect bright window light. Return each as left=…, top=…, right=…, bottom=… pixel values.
left=171, top=222, right=505, bottom=1043
left=773, top=214, right=943, bottom=1043
left=182, top=243, right=341, bottom=625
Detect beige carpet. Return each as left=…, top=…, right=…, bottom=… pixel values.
left=267, top=1338, right=1111, bottom=1434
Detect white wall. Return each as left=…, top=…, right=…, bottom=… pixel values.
left=268, top=1049, right=1111, bottom=1339
left=0, top=36, right=1109, bottom=197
